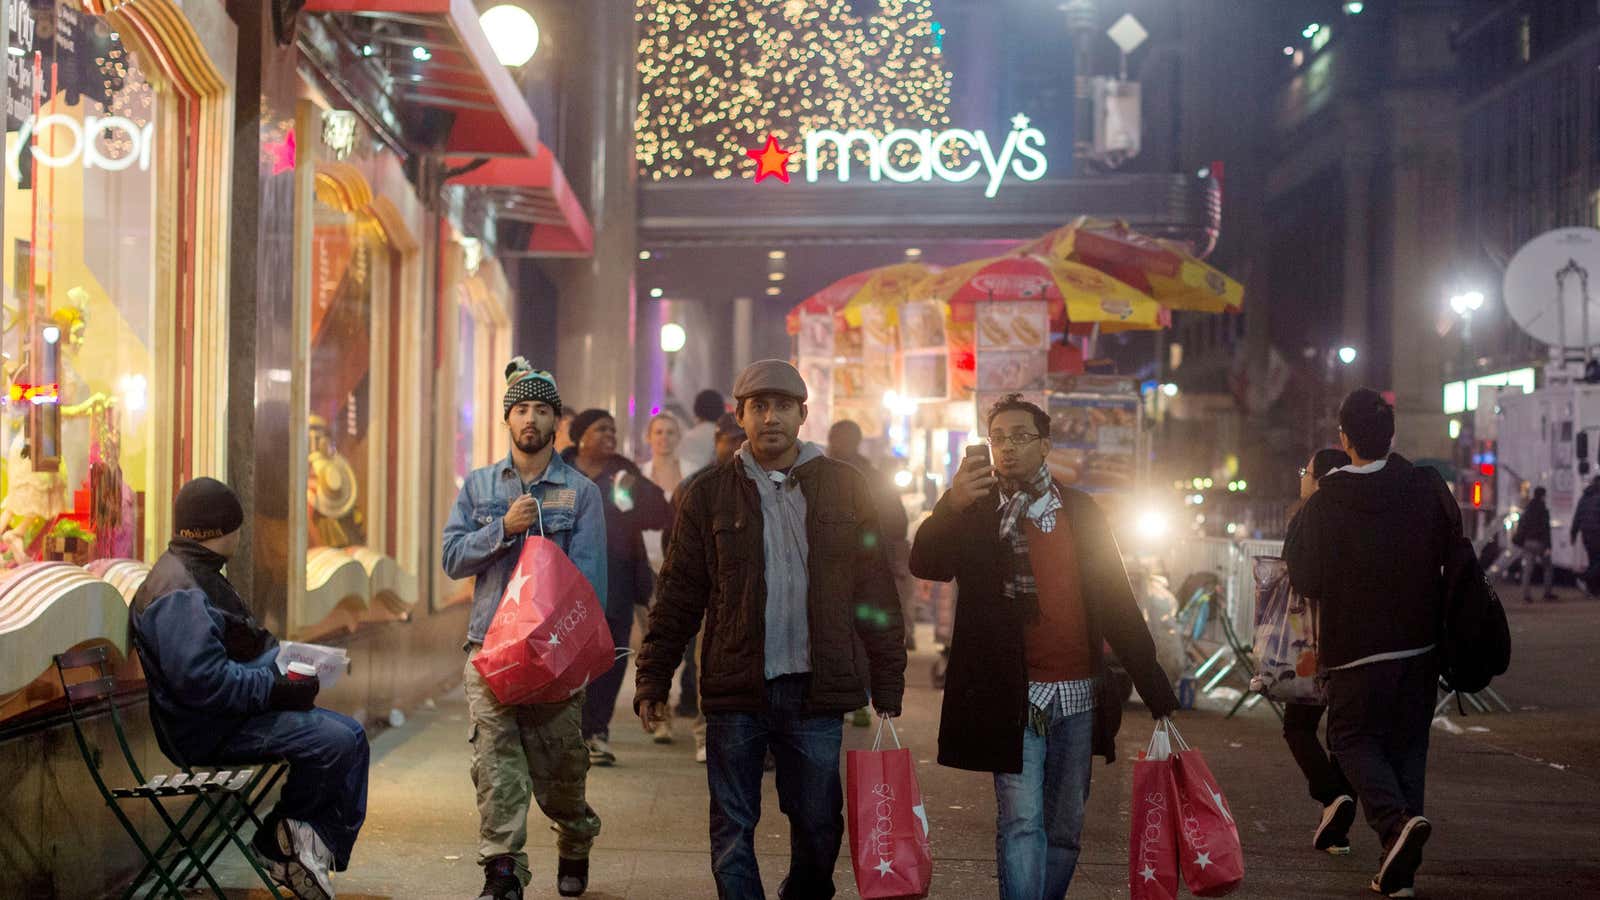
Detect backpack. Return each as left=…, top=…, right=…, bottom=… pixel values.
left=1439, top=536, right=1511, bottom=694
left=1418, top=468, right=1511, bottom=695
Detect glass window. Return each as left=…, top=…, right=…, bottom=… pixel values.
left=307, top=175, right=396, bottom=554
left=1, top=5, right=158, bottom=567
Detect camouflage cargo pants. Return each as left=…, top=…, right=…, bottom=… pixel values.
left=464, top=647, right=601, bottom=886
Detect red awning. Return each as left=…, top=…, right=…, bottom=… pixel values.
left=306, top=0, right=539, bottom=157
left=447, top=149, right=594, bottom=257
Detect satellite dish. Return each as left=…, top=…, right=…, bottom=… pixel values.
left=1503, top=227, right=1600, bottom=349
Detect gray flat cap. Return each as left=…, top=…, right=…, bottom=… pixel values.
left=733, top=359, right=808, bottom=402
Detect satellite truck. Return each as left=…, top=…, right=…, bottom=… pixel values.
left=1486, top=227, right=1600, bottom=574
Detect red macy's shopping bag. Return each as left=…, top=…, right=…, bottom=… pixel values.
left=1130, top=724, right=1181, bottom=900
left=1169, top=722, right=1245, bottom=897
left=846, top=718, right=933, bottom=899
left=472, top=533, right=615, bottom=705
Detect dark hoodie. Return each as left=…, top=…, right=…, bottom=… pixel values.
left=1518, top=495, right=1552, bottom=546
left=1283, top=454, right=1462, bottom=669
left=1572, top=483, right=1600, bottom=544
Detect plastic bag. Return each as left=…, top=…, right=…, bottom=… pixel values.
left=846, top=718, right=933, bottom=899
left=471, top=534, right=615, bottom=706
left=1130, top=723, right=1181, bottom=900
left=1169, top=722, right=1245, bottom=896
left=1249, top=556, right=1323, bottom=703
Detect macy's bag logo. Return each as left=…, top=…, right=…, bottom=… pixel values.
left=1136, top=789, right=1169, bottom=884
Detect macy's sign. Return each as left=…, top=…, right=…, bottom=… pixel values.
left=7, top=113, right=155, bottom=184
left=804, top=113, right=1047, bottom=199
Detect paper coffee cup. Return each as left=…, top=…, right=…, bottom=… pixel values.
left=286, top=661, right=317, bottom=682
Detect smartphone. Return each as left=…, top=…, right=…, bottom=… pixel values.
left=964, top=443, right=991, bottom=468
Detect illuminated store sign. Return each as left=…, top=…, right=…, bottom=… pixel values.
left=6, top=113, right=155, bottom=184
left=805, top=113, right=1047, bottom=199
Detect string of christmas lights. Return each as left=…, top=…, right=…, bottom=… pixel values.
left=635, top=0, right=954, bottom=180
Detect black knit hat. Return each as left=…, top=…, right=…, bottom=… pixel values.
left=504, top=356, right=561, bottom=419
left=569, top=408, right=613, bottom=447
left=173, top=477, right=244, bottom=541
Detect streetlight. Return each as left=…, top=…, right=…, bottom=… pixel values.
left=1337, top=346, right=1358, bottom=365
left=480, top=5, right=541, bottom=67
left=1449, top=290, right=1485, bottom=318
left=659, top=323, right=687, bottom=353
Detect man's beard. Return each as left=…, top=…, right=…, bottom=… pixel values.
left=514, top=427, right=551, bottom=455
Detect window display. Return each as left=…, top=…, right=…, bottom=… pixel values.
left=1, top=3, right=158, bottom=568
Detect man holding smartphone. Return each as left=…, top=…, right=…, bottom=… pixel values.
left=910, top=393, right=1178, bottom=900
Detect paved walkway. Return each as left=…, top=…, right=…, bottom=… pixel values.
left=216, top=592, right=1600, bottom=899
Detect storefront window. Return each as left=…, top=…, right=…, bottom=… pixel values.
left=1, top=4, right=159, bottom=567
left=454, top=302, right=478, bottom=483
left=307, top=175, right=395, bottom=555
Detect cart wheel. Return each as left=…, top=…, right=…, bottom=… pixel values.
left=930, top=653, right=948, bottom=690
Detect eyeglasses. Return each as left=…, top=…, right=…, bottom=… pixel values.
left=986, top=433, right=1042, bottom=448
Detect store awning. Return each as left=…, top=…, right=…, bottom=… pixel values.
left=306, top=0, right=539, bottom=157
left=447, top=150, right=594, bottom=257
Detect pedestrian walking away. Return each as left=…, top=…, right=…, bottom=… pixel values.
left=1283, top=447, right=1357, bottom=856
left=563, top=408, right=673, bottom=764
left=1570, top=476, right=1600, bottom=596
left=635, top=359, right=908, bottom=900
left=909, top=393, right=1179, bottom=900
left=442, top=358, right=607, bottom=900
left=131, top=477, right=370, bottom=900
left=1508, top=486, right=1556, bottom=603
left=1284, top=388, right=1461, bottom=899
left=678, top=388, right=727, bottom=474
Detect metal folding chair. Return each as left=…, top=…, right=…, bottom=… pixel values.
left=53, top=645, right=288, bottom=899
left=1215, top=605, right=1284, bottom=722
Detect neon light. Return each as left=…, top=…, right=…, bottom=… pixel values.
left=7, top=114, right=156, bottom=184
left=804, top=113, right=1047, bottom=198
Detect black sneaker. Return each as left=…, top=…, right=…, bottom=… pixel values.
left=1314, top=795, right=1356, bottom=854
left=1371, top=816, right=1431, bottom=897
left=557, top=857, right=589, bottom=897
left=478, top=855, right=522, bottom=900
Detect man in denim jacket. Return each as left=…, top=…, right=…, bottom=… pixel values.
left=442, top=359, right=607, bottom=900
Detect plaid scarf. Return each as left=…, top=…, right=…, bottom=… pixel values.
left=998, top=464, right=1061, bottom=624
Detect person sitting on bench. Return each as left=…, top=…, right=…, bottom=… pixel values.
left=130, top=477, right=368, bottom=900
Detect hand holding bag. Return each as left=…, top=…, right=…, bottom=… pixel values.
left=846, top=717, right=934, bottom=899
left=471, top=501, right=617, bottom=705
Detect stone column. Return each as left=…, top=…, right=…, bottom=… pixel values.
left=548, top=0, right=638, bottom=431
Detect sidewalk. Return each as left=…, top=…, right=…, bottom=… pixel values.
left=215, top=593, right=1600, bottom=899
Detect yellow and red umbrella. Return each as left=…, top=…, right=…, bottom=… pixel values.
left=908, top=251, right=1168, bottom=332
left=1022, top=218, right=1244, bottom=314
left=785, top=262, right=939, bottom=334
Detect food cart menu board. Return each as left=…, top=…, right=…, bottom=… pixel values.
left=1046, top=393, right=1138, bottom=493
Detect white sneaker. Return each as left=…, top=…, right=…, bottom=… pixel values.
left=653, top=719, right=675, bottom=744
left=587, top=736, right=616, bottom=766
left=276, top=819, right=335, bottom=900
left=694, top=745, right=707, bottom=764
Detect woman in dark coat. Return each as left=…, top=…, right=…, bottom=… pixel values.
left=564, top=409, right=673, bottom=765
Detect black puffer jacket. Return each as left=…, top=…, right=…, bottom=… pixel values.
left=636, top=453, right=907, bottom=716
left=561, top=450, right=672, bottom=613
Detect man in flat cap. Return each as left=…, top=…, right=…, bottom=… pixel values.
left=443, top=358, right=607, bottom=900
left=636, top=359, right=907, bottom=900
left=131, top=477, right=369, bottom=900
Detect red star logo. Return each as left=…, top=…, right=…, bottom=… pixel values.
left=746, top=134, right=793, bottom=183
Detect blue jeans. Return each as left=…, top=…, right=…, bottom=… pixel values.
left=992, top=704, right=1094, bottom=900
left=706, top=675, right=844, bottom=900
left=212, top=708, right=370, bottom=871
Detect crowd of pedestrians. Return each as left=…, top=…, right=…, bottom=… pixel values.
left=133, top=357, right=1497, bottom=900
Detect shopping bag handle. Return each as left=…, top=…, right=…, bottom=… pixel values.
left=1164, top=717, right=1191, bottom=752
left=872, top=715, right=902, bottom=751
left=1146, top=719, right=1174, bottom=760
